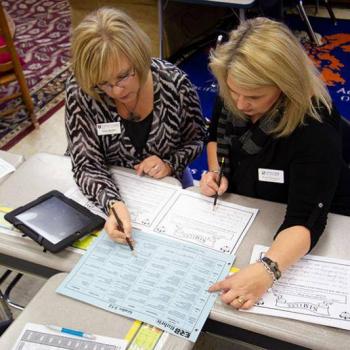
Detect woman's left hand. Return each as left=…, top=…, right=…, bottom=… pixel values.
left=208, top=262, right=273, bottom=309
left=134, top=155, right=172, bottom=179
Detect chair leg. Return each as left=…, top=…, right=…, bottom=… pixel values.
left=324, top=0, right=337, bottom=25
left=3, top=273, right=25, bottom=311
left=0, top=270, right=25, bottom=311
left=16, top=72, right=39, bottom=128
left=297, top=1, right=321, bottom=46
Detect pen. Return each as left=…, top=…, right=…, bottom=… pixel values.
left=110, top=206, right=135, bottom=254
left=46, top=325, right=95, bottom=340
left=213, top=157, right=225, bottom=211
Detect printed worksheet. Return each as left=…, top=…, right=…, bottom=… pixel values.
left=57, top=230, right=234, bottom=342
left=247, top=245, right=350, bottom=330
left=154, top=191, right=258, bottom=254
left=65, top=170, right=179, bottom=229
left=64, top=170, right=259, bottom=254
left=110, top=169, right=179, bottom=228
left=11, top=322, right=127, bottom=350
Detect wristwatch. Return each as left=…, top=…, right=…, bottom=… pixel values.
left=259, top=256, right=282, bottom=281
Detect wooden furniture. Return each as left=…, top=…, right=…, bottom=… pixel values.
left=158, top=0, right=256, bottom=57
left=0, top=4, right=38, bottom=127
left=68, top=0, right=229, bottom=58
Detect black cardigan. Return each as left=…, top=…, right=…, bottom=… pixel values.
left=209, top=99, right=350, bottom=250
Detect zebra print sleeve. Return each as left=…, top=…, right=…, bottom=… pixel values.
left=65, top=78, right=121, bottom=214
left=162, top=72, right=206, bottom=178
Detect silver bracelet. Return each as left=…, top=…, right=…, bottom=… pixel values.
left=259, top=259, right=276, bottom=283
left=258, top=257, right=282, bottom=285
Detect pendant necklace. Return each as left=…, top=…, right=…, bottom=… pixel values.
left=120, top=89, right=141, bottom=122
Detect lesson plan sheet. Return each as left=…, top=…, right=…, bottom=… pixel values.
left=57, top=230, right=234, bottom=342
left=247, top=244, right=350, bottom=330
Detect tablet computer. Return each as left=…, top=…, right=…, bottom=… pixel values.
left=4, top=190, right=105, bottom=253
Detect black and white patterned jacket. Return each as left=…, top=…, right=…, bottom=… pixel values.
left=65, top=58, right=205, bottom=213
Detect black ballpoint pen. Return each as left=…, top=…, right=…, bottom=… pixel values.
left=213, top=157, right=225, bottom=211
left=110, top=206, right=136, bottom=255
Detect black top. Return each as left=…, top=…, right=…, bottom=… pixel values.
left=209, top=98, right=350, bottom=250
left=121, top=113, right=154, bottom=155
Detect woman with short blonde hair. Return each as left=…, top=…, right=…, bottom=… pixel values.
left=201, top=17, right=350, bottom=310
left=71, top=8, right=151, bottom=101
left=66, top=7, right=205, bottom=246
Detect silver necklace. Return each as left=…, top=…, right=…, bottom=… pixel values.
left=120, top=89, right=141, bottom=122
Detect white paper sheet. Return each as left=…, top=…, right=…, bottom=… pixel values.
left=110, top=169, right=179, bottom=228
left=64, top=171, right=258, bottom=254
left=153, top=191, right=258, bottom=254
left=11, top=322, right=127, bottom=350
left=247, top=244, right=350, bottom=330
left=0, top=157, right=15, bottom=179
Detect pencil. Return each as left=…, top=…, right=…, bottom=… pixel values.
left=213, top=157, right=225, bottom=211
left=110, top=206, right=135, bottom=254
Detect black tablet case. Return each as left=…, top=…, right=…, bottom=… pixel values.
left=4, top=190, right=105, bottom=253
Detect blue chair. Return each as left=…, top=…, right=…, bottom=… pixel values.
left=181, top=166, right=194, bottom=188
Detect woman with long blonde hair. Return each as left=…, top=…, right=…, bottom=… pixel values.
left=200, top=17, right=350, bottom=309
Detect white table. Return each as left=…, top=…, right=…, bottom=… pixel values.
left=0, top=152, right=349, bottom=349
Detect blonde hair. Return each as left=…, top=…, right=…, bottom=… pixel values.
left=210, top=17, right=331, bottom=137
left=71, top=7, right=152, bottom=100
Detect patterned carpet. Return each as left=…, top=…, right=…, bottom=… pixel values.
left=0, top=0, right=71, bottom=150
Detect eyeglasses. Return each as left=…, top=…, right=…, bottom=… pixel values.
left=96, top=67, right=136, bottom=91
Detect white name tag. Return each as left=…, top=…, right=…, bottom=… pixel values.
left=258, top=168, right=284, bottom=184
left=96, top=122, right=121, bottom=136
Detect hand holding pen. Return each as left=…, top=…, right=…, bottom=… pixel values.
left=199, top=157, right=228, bottom=202
left=110, top=206, right=136, bottom=255
left=212, top=157, right=225, bottom=210
left=104, top=201, right=134, bottom=250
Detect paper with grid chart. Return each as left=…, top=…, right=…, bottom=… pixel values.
left=57, top=230, right=234, bottom=342
left=11, top=322, right=127, bottom=350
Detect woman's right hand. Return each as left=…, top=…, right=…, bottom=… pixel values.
left=104, top=201, right=133, bottom=245
left=199, top=171, right=228, bottom=197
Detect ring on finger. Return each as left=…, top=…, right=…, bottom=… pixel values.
left=236, top=296, right=246, bottom=304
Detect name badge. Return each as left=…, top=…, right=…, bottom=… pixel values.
left=97, top=122, right=121, bottom=136
left=258, top=168, right=284, bottom=184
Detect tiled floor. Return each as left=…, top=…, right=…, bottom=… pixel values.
left=1, top=5, right=350, bottom=348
